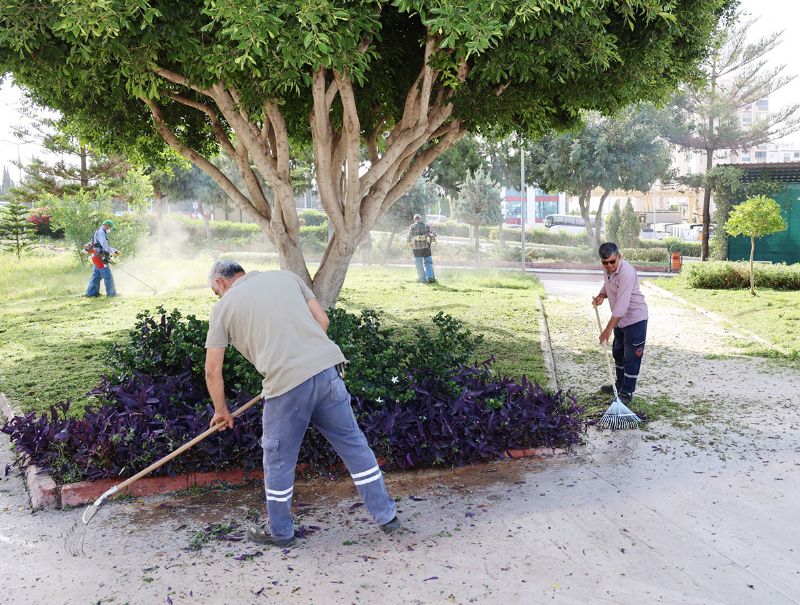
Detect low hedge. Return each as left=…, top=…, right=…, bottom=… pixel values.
left=298, top=209, right=327, bottom=227
left=2, top=308, right=585, bottom=482
left=165, top=215, right=263, bottom=242
left=685, top=261, right=800, bottom=290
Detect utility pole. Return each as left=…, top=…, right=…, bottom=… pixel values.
left=520, top=143, right=527, bottom=269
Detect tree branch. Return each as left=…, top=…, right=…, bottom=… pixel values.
left=168, top=93, right=236, bottom=158
left=333, top=69, right=362, bottom=229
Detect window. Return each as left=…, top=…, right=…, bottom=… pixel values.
left=742, top=103, right=752, bottom=111
left=756, top=99, right=769, bottom=111
left=742, top=114, right=752, bottom=125
left=755, top=151, right=767, bottom=161
left=742, top=154, right=751, bottom=162
left=785, top=153, right=791, bottom=162
left=794, top=152, right=800, bottom=159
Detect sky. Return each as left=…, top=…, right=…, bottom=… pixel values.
left=1, top=0, right=800, bottom=182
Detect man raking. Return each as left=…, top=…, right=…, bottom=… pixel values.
left=204, top=260, right=400, bottom=547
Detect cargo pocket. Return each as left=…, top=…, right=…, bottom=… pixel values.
left=261, top=437, right=280, bottom=469
left=329, top=374, right=351, bottom=404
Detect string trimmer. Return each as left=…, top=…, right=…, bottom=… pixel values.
left=64, top=393, right=263, bottom=556
left=593, top=304, right=641, bottom=430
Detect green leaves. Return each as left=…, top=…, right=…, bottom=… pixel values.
left=725, top=195, right=787, bottom=240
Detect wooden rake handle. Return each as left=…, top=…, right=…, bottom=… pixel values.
left=593, top=303, right=619, bottom=398
left=111, top=393, right=263, bottom=494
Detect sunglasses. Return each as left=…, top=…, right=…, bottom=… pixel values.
left=601, top=258, right=618, bottom=266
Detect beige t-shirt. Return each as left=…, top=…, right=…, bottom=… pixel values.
left=205, top=270, right=346, bottom=398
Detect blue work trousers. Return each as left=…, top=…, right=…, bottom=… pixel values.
left=612, top=319, right=647, bottom=396
left=86, top=266, right=116, bottom=297
left=261, top=366, right=396, bottom=540
left=414, top=255, right=435, bottom=283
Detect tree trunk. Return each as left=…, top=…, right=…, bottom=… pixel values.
left=701, top=146, right=713, bottom=261
left=386, top=226, right=398, bottom=255
left=79, top=146, right=88, bottom=188
left=153, top=187, right=165, bottom=220
left=474, top=224, right=480, bottom=265
left=498, top=221, right=505, bottom=247
left=749, top=235, right=756, bottom=296
left=594, top=190, right=611, bottom=249
left=578, top=190, right=596, bottom=247
left=310, top=235, right=357, bottom=308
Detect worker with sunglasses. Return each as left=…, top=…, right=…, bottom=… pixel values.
left=591, top=242, right=649, bottom=405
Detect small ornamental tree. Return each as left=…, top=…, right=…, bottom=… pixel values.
left=606, top=201, right=622, bottom=245
left=454, top=168, right=503, bottom=260
left=0, top=198, right=36, bottom=258
left=725, top=195, right=787, bottom=295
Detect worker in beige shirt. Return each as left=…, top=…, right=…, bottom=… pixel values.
left=204, top=260, right=399, bottom=547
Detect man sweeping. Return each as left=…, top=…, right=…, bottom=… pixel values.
left=204, top=260, right=400, bottom=547
left=591, top=242, right=649, bottom=406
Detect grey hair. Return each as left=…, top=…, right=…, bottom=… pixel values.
left=208, top=260, right=245, bottom=285
left=598, top=242, right=619, bottom=259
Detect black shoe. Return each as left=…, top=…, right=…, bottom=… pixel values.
left=611, top=392, right=633, bottom=406
left=246, top=526, right=295, bottom=547
left=380, top=516, right=402, bottom=534
left=427, top=278, right=437, bottom=284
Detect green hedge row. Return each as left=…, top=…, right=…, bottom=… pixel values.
left=298, top=209, right=328, bottom=226
left=166, top=215, right=263, bottom=240
left=685, top=262, right=800, bottom=290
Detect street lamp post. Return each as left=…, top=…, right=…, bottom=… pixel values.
left=0, top=138, right=33, bottom=184
left=520, top=142, right=526, bottom=269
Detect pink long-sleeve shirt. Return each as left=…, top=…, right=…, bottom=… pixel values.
left=599, top=259, right=649, bottom=327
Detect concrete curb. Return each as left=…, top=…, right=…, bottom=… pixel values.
left=1, top=393, right=60, bottom=509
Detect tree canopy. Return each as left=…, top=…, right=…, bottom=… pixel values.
left=528, top=105, right=671, bottom=249
left=658, top=10, right=800, bottom=260
left=0, top=0, right=732, bottom=305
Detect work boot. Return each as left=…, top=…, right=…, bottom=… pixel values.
left=610, top=392, right=633, bottom=406
left=427, top=278, right=437, bottom=284
left=380, top=516, right=402, bottom=534
left=246, top=526, right=295, bottom=547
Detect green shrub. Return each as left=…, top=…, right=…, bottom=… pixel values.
left=166, top=215, right=263, bottom=242
left=620, top=248, right=669, bottom=263
left=488, top=227, right=590, bottom=247
left=686, top=261, right=800, bottom=290
left=298, top=209, right=328, bottom=226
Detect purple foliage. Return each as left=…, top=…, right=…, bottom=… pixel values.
left=2, top=342, right=585, bottom=482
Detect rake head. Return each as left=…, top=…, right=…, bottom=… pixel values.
left=63, top=487, right=116, bottom=557
left=597, top=397, right=642, bottom=430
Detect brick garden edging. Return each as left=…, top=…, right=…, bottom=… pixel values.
left=2, top=393, right=565, bottom=510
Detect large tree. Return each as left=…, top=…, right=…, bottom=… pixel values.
left=659, top=11, right=800, bottom=260
left=0, top=0, right=731, bottom=306
left=528, top=105, right=672, bottom=249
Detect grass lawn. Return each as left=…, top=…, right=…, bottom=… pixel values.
left=654, top=274, right=800, bottom=359
left=0, top=252, right=547, bottom=415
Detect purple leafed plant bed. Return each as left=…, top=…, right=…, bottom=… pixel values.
left=1, top=308, right=586, bottom=484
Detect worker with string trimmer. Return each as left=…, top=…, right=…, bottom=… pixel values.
left=84, top=219, right=119, bottom=298
left=591, top=242, right=649, bottom=408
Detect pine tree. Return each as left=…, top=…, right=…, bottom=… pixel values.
left=1, top=167, right=12, bottom=194
left=619, top=201, right=641, bottom=248
left=606, top=202, right=622, bottom=245
left=0, top=199, right=36, bottom=258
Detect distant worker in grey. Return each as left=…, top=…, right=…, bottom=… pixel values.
left=204, top=260, right=400, bottom=546
left=591, top=242, right=649, bottom=406
left=406, top=214, right=437, bottom=283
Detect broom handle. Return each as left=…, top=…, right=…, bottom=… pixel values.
left=110, top=394, right=263, bottom=493
left=593, top=304, right=620, bottom=398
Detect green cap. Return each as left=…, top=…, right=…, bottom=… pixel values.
left=102, top=219, right=117, bottom=229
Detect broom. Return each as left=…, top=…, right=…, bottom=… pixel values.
left=593, top=304, right=641, bottom=430
left=64, top=393, right=263, bottom=556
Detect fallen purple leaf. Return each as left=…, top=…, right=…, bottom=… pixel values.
left=409, top=495, right=426, bottom=501
left=166, top=597, right=173, bottom=605
left=349, top=502, right=364, bottom=511
left=423, top=576, right=438, bottom=582
left=255, top=587, right=265, bottom=596
left=465, top=512, right=476, bottom=518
